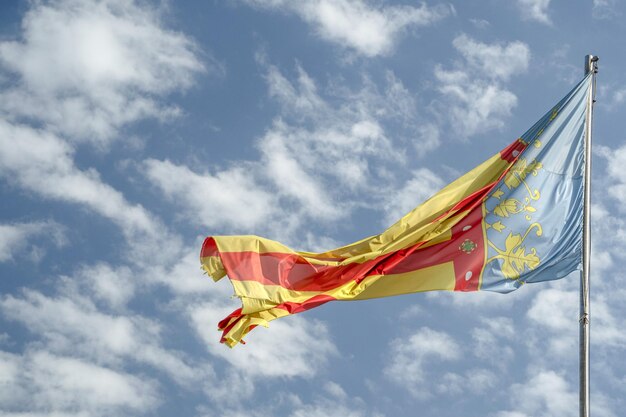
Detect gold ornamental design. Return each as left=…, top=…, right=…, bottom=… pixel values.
left=484, top=155, right=545, bottom=283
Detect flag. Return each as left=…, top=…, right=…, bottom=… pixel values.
left=201, top=74, right=591, bottom=347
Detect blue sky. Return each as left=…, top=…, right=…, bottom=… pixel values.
left=1, top=1, right=625, bottom=416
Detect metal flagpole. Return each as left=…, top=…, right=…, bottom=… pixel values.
left=581, top=54, right=598, bottom=417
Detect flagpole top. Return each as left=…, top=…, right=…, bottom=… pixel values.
left=585, top=55, right=599, bottom=75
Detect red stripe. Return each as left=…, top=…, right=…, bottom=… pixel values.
left=215, top=250, right=337, bottom=291
left=201, top=237, right=219, bottom=258
left=275, top=294, right=336, bottom=314
left=206, top=139, right=526, bottom=295
left=218, top=308, right=243, bottom=330
left=213, top=176, right=494, bottom=292
left=214, top=138, right=528, bottom=344
left=218, top=295, right=336, bottom=344
left=219, top=314, right=244, bottom=343
left=434, top=140, right=526, bottom=222
left=500, top=139, right=527, bottom=162
left=433, top=182, right=494, bottom=222
left=451, top=207, right=484, bottom=291
left=215, top=209, right=487, bottom=293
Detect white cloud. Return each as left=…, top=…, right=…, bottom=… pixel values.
left=382, top=168, right=445, bottom=226
left=0, top=288, right=205, bottom=387
left=433, top=35, right=529, bottom=138
left=592, top=147, right=626, bottom=279
left=434, top=368, right=497, bottom=396
left=526, top=282, right=626, bottom=360
left=471, top=317, right=516, bottom=365
left=413, top=122, right=442, bottom=156
left=266, top=63, right=328, bottom=117
left=256, top=65, right=409, bottom=196
left=589, top=203, right=616, bottom=274
left=593, top=0, right=619, bottom=19
left=188, top=302, right=337, bottom=379
left=590, top=202, right=626, bottom=279
left=516, top=0, right=552, bottom=24
left=332, top=70, right=420, bottom=128
left=0, top=0, right=199, bottom=267
left=144, top=159, right=276, bottom=231
left=452, top=34, right=530, bottom=81
left=502, top=371, right=577, bottom=417
left=260, top=66, right=404, bottom=193
left=609, top=87, right=626, bottom=108
left=259, top=123, right=344, bottom=218
left=398, top=304, right=425, bottom=320
left=150, top=246, right=229, bottom=296
left=526, top=286, right=578, bottom=357
left=196, top=380, right=377, bottom=417
left=73, top=263, right=136, bottom=309
left=426, top=283, right=533, bottom=309
left=301, top=232, right=342, bottom=253
left=380, top=71, right=420, bottom=123
left=0, top=0, right=207, bottom=146
left=0, top=220, right=66, bottom=263
left=591, top=294, right=626, bottom=348
left=263, top=62, right=414, bottom=131
left=260, top=121, right=377, bottom=216
left=144, top=63, right=422, bottom=240
left=0, top=350, right=160, bottom=415
left=599, top=143, right=626, bottom=205
left=544, top=44, right=580, bottom=85
left=470, top=18, right=490, bottom=29
left=288, top=383, right=372, bottom=417
left=385, top=327, right=460, bottom=398
left=495, top=412, right=530, bottom=417
left=0, top=121, right=162, bottom=240
left=435, top=68, right=517, bottom=137
left=527, top=287, right=577, bottom=332
left=244, top=0, right=452, bottom=57
left=589, top=392, right=621, bottom=417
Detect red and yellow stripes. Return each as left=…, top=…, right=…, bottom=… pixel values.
left=201, top=139, right=527, bottom=347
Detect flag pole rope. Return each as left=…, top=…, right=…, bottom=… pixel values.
left=581, top=53, right=598, bottom=417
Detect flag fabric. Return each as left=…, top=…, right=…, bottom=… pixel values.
left=201, top=74, right=592, bottom=347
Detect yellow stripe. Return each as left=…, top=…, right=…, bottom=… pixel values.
left=213, top=149, right=514, bottom=347
left=328, top=153, right=507, bottom=258
left=349, top=262, right=456, bottom=299
left=208, top=151, right=510, bottom=267
left=231, top=280, right=319, bottom=314
left=221, top=308, right=291, bottom=348
left=200, top=228, right=454, bottom=287
left=230, top=261, right=456, bottom=314
left=201, top=256, right=226, bottom=282
left=221, top=263, right=456, bottom=347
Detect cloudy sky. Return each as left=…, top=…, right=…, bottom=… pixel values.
left=1, top=1, right=625, bottom=416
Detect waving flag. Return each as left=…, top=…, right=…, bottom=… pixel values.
left=201, top=74, right=592, bottom=347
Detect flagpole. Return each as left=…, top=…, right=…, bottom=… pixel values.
left=581, top=54, right=598, bottom=417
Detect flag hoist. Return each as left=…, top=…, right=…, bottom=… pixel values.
left=200, top=56, right=598, bottom=416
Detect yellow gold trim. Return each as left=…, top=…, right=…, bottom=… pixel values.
left=478, top=201, right=489, bottom=290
